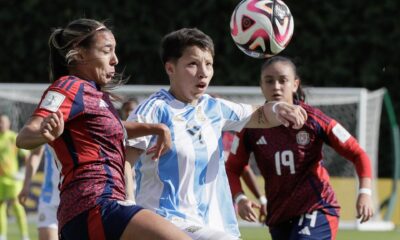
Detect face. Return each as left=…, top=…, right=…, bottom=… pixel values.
left=260, top=61, right=299, bottom=103
left=166, top=45, right=214, bottom=105
left=0, top=115, right=10, bottom=133
left=75, top=31, right=118, bottom=86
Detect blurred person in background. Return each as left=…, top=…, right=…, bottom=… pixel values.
left=119, top=97, right=139, bottom=121
left=19, top=144, right=59, bottom=240
left=0, top=114, right=30, bottom=240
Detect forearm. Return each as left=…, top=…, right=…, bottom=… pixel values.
left=358, top=177, right=372, bottom=189
left=124, top=160, right=134, bottom=201
left=16, top=117, right=49, bottom=149
left=22, top=147, right=43, bottom=189
left=124, top=146, right=144, bottom=200
left=245, top=103, right=281, bottom=128
left=123, top=121, right=168, bottom=139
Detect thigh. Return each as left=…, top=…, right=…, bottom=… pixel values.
left=269, top=221, right=294, bottom=240
left=37, top=201, right=58, bottom=229
left=290, top=210, right=338, bottom=240
left=60, top=200, right=142, bottom=240
left=120, top=209, right=190, bottom=240
left=0, top=179, right=20, bottom=200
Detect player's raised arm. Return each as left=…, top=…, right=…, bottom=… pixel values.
left=244, top=102, right=307, bottom=129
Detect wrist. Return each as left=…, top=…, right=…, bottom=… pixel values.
left=234, top=193, right=248, bottom=205
left=271, top=102, right=280, bottom=113
left=359, top=188, right=372, bottom=196
left=259, top=195, right=267, bottom=205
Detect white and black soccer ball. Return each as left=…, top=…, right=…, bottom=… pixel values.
left=230, top=0, right=294, bottom=58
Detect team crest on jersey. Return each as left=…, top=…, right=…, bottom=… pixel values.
left=40, top=91, right=65, bottom=112
left=296, top=131, right=310, bottom=145
left=195, top=106, right=206, bottom=122
left=185, top=225, right=202, bottom=233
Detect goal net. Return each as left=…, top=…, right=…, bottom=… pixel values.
left=0, top=83, right=393, bottom=230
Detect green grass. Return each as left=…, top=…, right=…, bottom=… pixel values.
left=239, top=227, right=400, bottom=240
left=6, top=222, right=400, bottom=240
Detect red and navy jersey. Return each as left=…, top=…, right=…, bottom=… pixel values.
left=226, top=101, right=372, bottom=226
left=33, top=76, right=126, bottom=229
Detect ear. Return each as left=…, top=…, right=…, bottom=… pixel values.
left=293, top=77, right=300, bottom=93
left=74, top=48, right=85, bottom=62
left=165, top=62, right=175, bottom=76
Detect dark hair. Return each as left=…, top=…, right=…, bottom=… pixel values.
left=48, top=18, right=127, bottom=87
left=261, top=56, right=305, bottom=102
left=160, top=28, right=215, bottom=64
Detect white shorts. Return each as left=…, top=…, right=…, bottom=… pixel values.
left=37, top=201, right=58, bottom=229
left=171, top=218, right=239, bottom=240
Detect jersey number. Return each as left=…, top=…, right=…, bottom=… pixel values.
left=274, top=150, right=295, bottom=175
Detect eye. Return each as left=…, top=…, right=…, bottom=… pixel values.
left=279, top=78, right=289, bottom=84
left=103, top=46, right=112, bottom=54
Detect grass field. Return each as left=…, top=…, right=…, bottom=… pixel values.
left=6, top=222, right=400, bottom=240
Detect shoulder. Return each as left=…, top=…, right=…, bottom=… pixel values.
left=50, top=76, right=88, bottom=92
left=301, top=102, right=332, bottom=125
left=135, top=89, right=170, bottom=115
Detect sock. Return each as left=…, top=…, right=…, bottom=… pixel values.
left=0, top=201, right=7, bottom=238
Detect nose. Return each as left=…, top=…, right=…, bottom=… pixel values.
left=197, top=63, right=209, bottom=79
left=111, top=52, right=118, bottom=66
left=273, top=80, right=281, bottom=89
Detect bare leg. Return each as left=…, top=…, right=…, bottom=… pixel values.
left=120, top=209, right=190, bottom=240
left=38, top=227, right=58, bottom=240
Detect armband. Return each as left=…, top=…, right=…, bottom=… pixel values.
left=359, top=188, right=372, bottom=196
left=234, top=194, right=248, bottom=205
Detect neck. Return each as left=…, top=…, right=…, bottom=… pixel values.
left=168, top=88, right=198, bottom=105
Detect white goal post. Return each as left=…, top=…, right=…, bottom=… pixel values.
left=0, top=83, right=394, bottom=230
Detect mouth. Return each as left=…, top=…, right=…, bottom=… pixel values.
left=196, top=82, right=207, bottom=90
left=272, top=94, right=282, bottom=100
left=106, top=72, right=115, bottom=79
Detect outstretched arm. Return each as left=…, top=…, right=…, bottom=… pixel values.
left=125, top=147, right=144, bottom=201
left=123, top=121, right=171, bottom=160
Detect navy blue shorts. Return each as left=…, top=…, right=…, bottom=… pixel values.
left=60, top=199, right=143, bottom=240
left=269, top=209, right=338, bottom=240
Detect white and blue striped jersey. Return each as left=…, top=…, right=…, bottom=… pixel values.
left=40, top=144, right=60, bottom=206
left=126, top=89, right=254, bottom=238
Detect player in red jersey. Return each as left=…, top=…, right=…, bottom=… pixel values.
left=226, top=56, right=374, bottom=240
left=16, top=18, right=189, bottom=240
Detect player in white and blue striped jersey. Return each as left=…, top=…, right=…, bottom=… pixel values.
left=19, top=144, right=60, bottom=240
left=125, top=28, right=307, bottom=240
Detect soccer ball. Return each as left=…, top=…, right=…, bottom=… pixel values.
left=230, top=0, right=294, bottom=58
